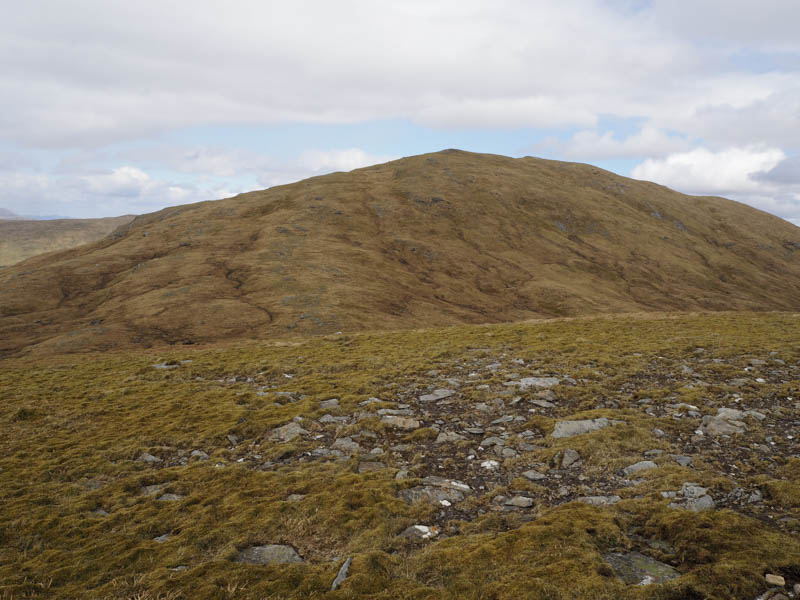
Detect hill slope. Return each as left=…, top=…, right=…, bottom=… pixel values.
left=0, top=215, right=135, bottom=267
left=1, top=149, right=800, bottom=356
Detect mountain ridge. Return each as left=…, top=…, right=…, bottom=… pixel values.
left=1, top=149, right=799, bottom=357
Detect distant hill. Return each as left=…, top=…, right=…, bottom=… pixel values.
left=0, top=215, right=135, bottom=267
left=1, top=149, right=799, bottom=356
left=0, top=208, right=24, bottom=220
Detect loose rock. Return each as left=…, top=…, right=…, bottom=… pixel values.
left=552, top=418, right=618, bottom=439
left=331, top=557, right=352, bottom=591
left=235, top=544, right=303, bottom=565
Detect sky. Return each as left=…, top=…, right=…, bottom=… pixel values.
left=1, top=1, right=799, bottom=225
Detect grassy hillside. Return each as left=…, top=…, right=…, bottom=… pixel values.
left=0, top=215, right=135, bottom=267
left=1, top=150, right=799, bottom=357
left=1, top=312, right=799, bottom=599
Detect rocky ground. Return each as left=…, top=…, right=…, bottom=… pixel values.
left=1, top=312, right=799, bottom=599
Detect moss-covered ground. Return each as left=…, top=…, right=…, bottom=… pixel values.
left=1, top=312, right=799, bottom=599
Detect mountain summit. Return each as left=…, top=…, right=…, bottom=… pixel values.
left=1, top=149, right=799, bottom=356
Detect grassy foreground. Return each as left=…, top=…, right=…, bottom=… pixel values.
left=1, top=312, right=799, bottom=599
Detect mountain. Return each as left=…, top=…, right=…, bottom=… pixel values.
left=0, top=207, right=24, bottom=220
left=1, top=149, right=799, bottom=357
left=0, top=214, right=136, bottom=267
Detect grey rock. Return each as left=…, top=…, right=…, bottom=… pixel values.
left=319, top=414, right=349, bottom=424
left=395, top=469, right=409, bottom=480
left=381, top=415, right=420, bottom=430
left=765, top=573, right=785, bottom=586
left=672, top=455, right=692, bottom=467
left=465, top=427, right=485, bottom=435
left=91, top=508, right=110, bottom=517
left=500, top=447, right=518, bottom=458
left=357, top=461, right=385, bottom=473
left=700, top=414, right=746, bottom=436
left=235, top=544, right=303, bottom=565
left=559, top=448, right=581, bottom=468
left=623, top=460, right=657, bottom=476
left=154, top=533, right=171, bottom=543
left=140, top=483, right=169, bottom=496
left=399, top=484, right=466, bottom=505
left=421, top=476, right=471, bottom=493
left=577, top=495, right=621, bottom=506
left=157, top=493, right=184, bottom=502
left=138, top=453, right=162, bottom=464
left=190, top=449, right=209, bottom=461
left=286, top=494, right=305, bottom=502
left=332, top=437, right=361, bottom=453
left=419, top=389, right=456, bottom=403
left=522, top=470, right=546, bottom=481
left=376, top=408, right=413, bottom=416
left=604, top=551, right=679, bottom=585
left=670, top=495, right=715, bottom=512
left=319, top=398, right=339, bottom=409
left=490, top=415, right=514, bottom=424
left=400, top=525, right=438, bottom=539
left=552, top=418, right=618, bottom=438
left=518, top=377, right=560, bottom=389
left=271, top=422, right=308, bottom=442
left=505, top=495, right=534, bottom=508
left=531, top=399, right=555, bottom=408
left=435, top=431, right=466, bottom=444
left=331, top=557, right=352, bottom=591
left=480, top=436, right=505, bottom=447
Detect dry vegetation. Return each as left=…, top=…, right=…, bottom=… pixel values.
left=1, top=150, right=800, bottom=358
left=1, top=312, right=799, bottom=599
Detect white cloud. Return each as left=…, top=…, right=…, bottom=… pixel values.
left=5, top=0, right=792, bottom=146
left=0, top=147, right=392, bottom=217
left=631, top=146, right=800, bottom=224
left=297, top=148, right=395, bottom=173
left=544, top=126, right=691, bottom=160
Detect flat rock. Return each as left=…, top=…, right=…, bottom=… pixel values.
left=190, top=449, right=209, bottom=460
left=604, top=551, right=679, bottom=585
left=672, top=455, right=692, bottom=467
left=518, top=377, right=560, bottom=389
left=332, top=437, right=361, bottom=453
left=400, top=525, right=438, bottom=539
left=623, top=460, right=657, bottom=476
left=577, top=495, right=621, bottom=506
left=138, top=453, right=162, bottom=464
left=381, top=415, right=420, bottom=430
left=271, top=422, right=308, bottom=442
left=421, top=476, right=471, bottom=493
left=357, top=461, right=385, bottom=473
left=157, top=493, right=184, bottom=502
left=140, top=483, right=169, bottom=496
left=319, top=414, right=349, bottom=424
left=522, top=470, right=546, bottom=481
left=235, top=544, right=303, bottom=565
left=559, top=448, right=581, bottom=468
left=399, top=485, right=465, bottom=506
left=505, top=495, right=534, bottom=508
left=419, top=389, right=456, bottom=403
left=435, top=431, right=466, bottom=444
left=765, top=574, right=785, bottom=586
left=331, top=557, right=352, bottom=591
left=700, top=407, right=749, bottom=436
left=319, top=398, right=339, bottom=409
left=552, top=418, right=618, bottom=438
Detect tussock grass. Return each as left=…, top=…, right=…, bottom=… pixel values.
left=1, top=312, right=799, bottom=598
